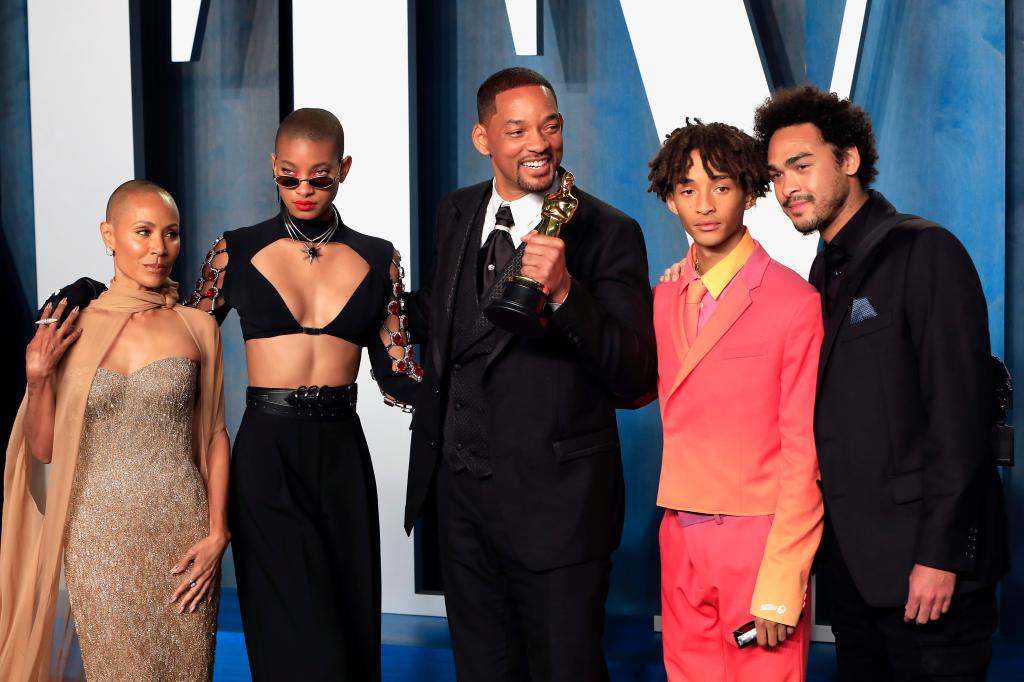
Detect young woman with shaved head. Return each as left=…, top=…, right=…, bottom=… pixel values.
left=186, top=108, right=419, bottom=681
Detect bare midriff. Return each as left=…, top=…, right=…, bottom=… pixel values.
left=245, top=335, right=362, bottom=388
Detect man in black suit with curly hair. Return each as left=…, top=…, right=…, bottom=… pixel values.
left=756, top=85, right=1008, bottom=681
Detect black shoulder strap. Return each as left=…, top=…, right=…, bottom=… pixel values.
left=847, top=214, right=939, bottom=278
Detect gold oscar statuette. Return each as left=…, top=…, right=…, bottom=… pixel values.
left=484, top=171, right=579, bottom=337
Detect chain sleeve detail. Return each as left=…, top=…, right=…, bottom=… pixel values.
left=375, top=249, right=422, bottom=411
left=187, top=236, right=228, bottom=314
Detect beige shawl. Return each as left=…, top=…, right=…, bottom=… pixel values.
left=0, top=279, right=226, bottom=681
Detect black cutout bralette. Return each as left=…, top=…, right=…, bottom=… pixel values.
left=205, top=214, right=396, bottom=345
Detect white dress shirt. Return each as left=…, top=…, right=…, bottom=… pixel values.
left=479, top=176, right=559, bottom=247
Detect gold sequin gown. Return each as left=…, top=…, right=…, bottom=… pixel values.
left=63, top=357, right=217, bottom=681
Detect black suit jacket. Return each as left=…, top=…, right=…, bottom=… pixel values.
left=813, top=193, right=1008, bottom=607
left=402, top=179, right=656, bottom=571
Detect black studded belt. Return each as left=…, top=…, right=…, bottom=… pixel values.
left=246, top=384, right=358, bottom=420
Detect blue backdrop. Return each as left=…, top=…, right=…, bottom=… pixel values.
left=1, top=0, right=1021, bottom=632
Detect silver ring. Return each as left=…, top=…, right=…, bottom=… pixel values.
left=189, top=580, right=197, bottom=589
left=35, top=318, right=59, bottom=326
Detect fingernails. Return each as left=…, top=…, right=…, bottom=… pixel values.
left=71, top=306, right=79, bottom=314
left=59, top=297, right=67, bottom=306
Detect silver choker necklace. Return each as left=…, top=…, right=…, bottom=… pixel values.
left=283, top=207, right=339, bottom=264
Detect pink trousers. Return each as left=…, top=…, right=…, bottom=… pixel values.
left=660, top=510, right=809, bottom=682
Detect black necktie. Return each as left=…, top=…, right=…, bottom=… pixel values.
left=480, top=204, right=516, bottom=295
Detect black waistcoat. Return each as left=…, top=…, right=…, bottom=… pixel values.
left=442, top=216, right=497, bottom=477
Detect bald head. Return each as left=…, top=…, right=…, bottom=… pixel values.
left=276, top=108, right=345, bottom=160
left=105, top=179, right=177, bottom=223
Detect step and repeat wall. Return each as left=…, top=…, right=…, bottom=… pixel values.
left=2, top=0, right=1020, bottom=637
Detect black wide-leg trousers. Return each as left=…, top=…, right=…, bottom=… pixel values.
left=229, top=406, right=382, bottom=681
left=437, top=463, right=612, bottom=682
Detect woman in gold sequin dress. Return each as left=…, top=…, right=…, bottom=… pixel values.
left=0, top=180, right=230, bottom=681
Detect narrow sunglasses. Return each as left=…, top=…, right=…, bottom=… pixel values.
left=273, top=174, right=341, bottom=190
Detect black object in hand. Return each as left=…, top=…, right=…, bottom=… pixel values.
left=39, top=277, right=107, bottom=323
left=732, top=620, right=757, bottom=649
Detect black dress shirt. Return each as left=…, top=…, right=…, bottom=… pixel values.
left=816, top=191, right=879, bottom=322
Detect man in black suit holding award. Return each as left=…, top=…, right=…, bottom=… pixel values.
left=754, top=86, right=1009, bottom=681
left=402, top=67, right=656, bottom=681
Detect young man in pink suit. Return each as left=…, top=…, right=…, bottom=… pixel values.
left=647, top=120, right=824, bottom=682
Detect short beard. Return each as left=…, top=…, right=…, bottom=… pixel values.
left=791, top=178, right=849, bottom=236
left=514, top=165, right=555, bottom=193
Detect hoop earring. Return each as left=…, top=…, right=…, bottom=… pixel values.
left=105, top=246, right=114, bottom=257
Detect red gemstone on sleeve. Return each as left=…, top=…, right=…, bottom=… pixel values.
left=390, top=332, right=404, bottom=346
left=387, top=300, right=400, bottom=315
left=206, top=289, right=216, bottom=299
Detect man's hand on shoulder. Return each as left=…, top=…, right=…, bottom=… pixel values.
left=659, top=256, right=687, bottom=283
left=521, top=231, right=570, bottom=304
left=904, top=563, right=956, bottom=625
left=40, top=277, right=106, bottom=323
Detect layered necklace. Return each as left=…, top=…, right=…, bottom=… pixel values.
left=283, top=206, right=340, bottom=264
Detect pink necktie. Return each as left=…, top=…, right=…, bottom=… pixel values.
left=683, top=280, right=707, bottom=346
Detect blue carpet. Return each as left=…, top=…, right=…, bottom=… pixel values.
left=213, top=588, right=1024, bottom=681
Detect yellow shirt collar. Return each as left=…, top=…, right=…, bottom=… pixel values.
left=698, top=228, right=755, bottom=300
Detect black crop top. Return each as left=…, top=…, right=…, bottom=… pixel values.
left=187, top=213, right=421, bottom=409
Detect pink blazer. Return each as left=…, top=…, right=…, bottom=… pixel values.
left=654, top=243, right=824, bottom=626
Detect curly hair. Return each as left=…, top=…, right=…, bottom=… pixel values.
left=647, top=119, right=769, bottom=201
left=753, top=85, right=879, bottom=187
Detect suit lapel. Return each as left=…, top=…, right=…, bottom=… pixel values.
left=667, top=243, right=769, bottom=398
left=816, top=276, right=857, bottom=387
left=815, top=196, right=902, bottom=387
left=437, top=185, right=491, bottom=370
left=816, top=246, right=890, bottom=386
left=668, top=282, right=752, bottom=397
left=451, top=190, right=504, bottom=357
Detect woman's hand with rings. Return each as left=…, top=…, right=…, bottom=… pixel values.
left=26, top=298, right=82, bottom=388
left=170, top=531, right=230, bottom=613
